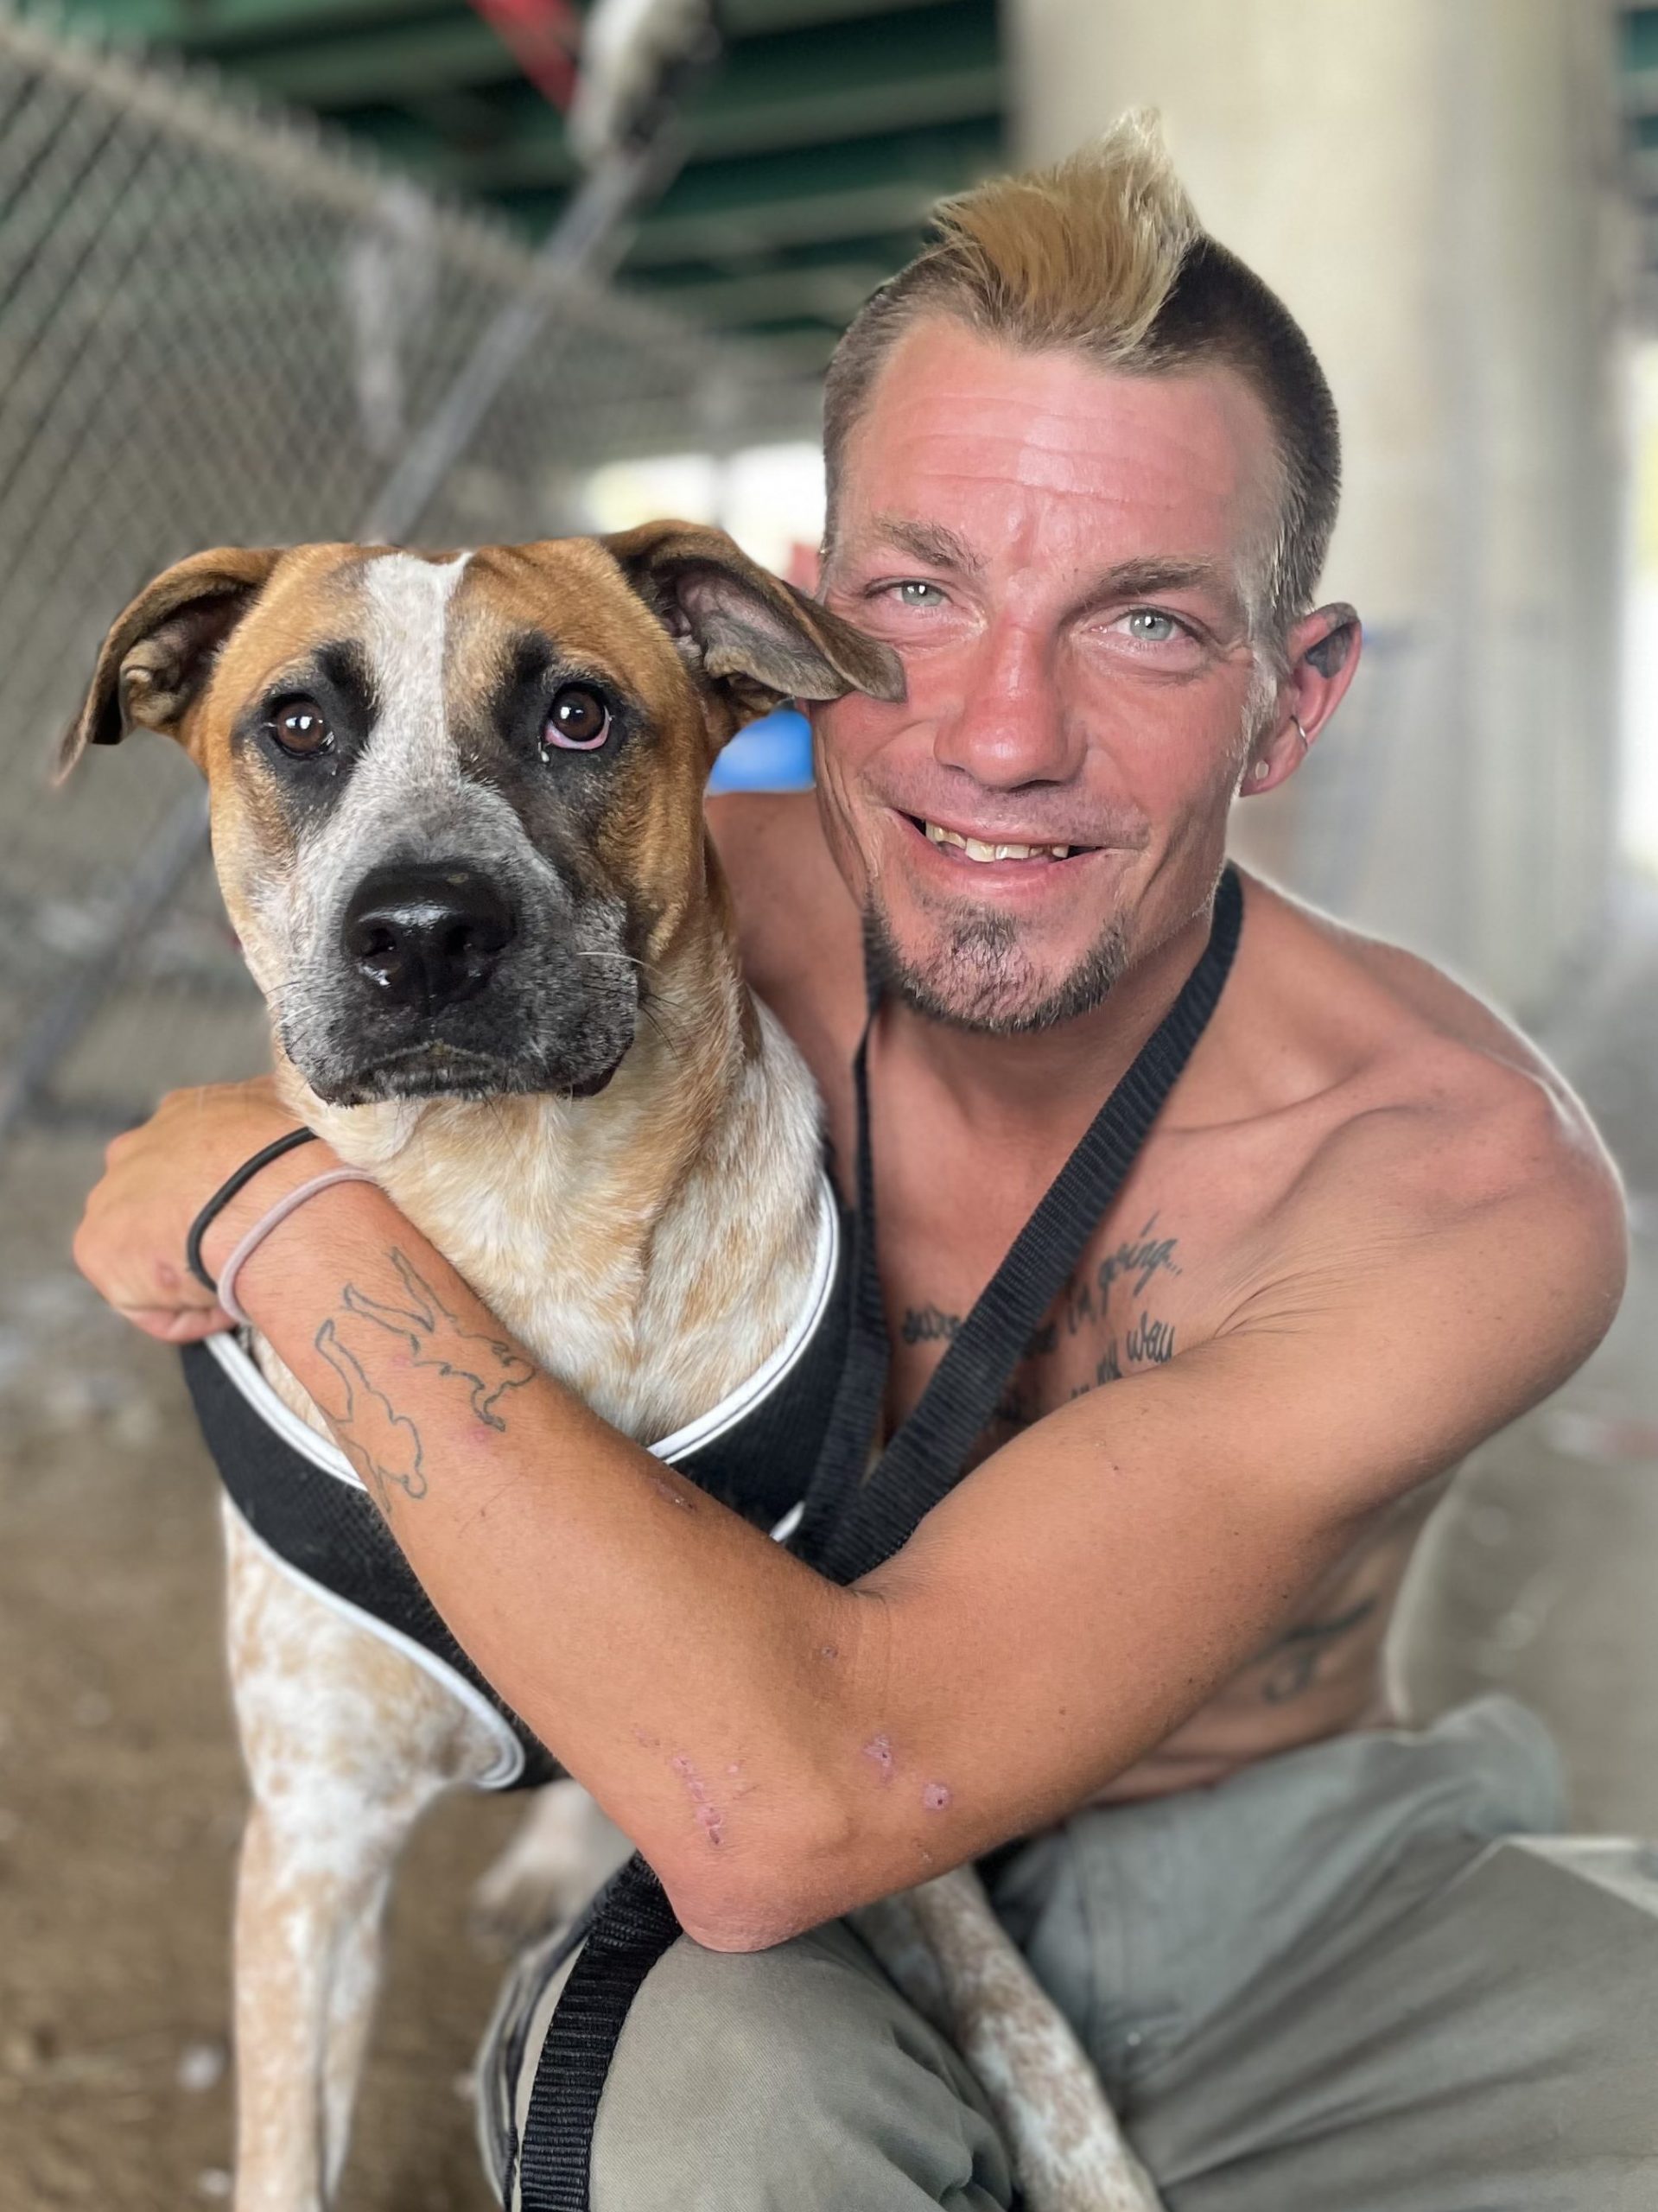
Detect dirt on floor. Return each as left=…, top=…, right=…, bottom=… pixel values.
left=5, top=888, right=1658, bottom=2210
left=0, top=1132, right=519, bottom=2212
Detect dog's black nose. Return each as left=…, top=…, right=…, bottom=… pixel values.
left=342, top=863, right=517, bottom=1011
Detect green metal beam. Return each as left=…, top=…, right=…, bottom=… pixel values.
left=616, top=119, right=1003, bottom=264
left=638, top=226, right=928, bottom=282
left=54, top=0, right=1005, bottom=343
left=1624, top=8, right=1658, bottom=74
left=693, top=0, right=998, bottom=145
left=721, top=0, right=960, bottom=28
left=632, top=223, right=924, bottom=301
left=695, top=315, right=844, bottom=371
left=631, top=257, right=894, bottom=326
left=60, top=0, right=965, bottom=57
left=59, top=0, right=459, bottom=57
left=344, top=0, right=995, bottom=188
left=217, top=16, right=521, bottom=107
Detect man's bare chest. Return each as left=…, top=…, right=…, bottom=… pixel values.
left=871, top=1140, right=1240, bottom=1459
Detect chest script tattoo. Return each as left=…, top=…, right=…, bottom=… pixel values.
left=901, top=1303, right=961, bottom=1346
left=899, top=1215, right=1185, bottom=1442
left=311, top=1249, right=535, bottom=1517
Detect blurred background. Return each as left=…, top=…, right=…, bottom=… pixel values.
left=1, top=1, right=1655, bottom=2205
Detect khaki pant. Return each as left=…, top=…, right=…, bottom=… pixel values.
left=478, top=1698, right=1658, bottom=2209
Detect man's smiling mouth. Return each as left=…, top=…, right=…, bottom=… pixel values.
left=906, top=815, right=1096, bottom=864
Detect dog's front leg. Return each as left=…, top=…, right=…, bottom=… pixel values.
left=856, top=1865, right=1165, bottom=2212
left=225, top=1508, right=497, bottom=2211
left=471, top=1777, right=632, bottom=1955
left=233, top=1783, right=445, bottom=2211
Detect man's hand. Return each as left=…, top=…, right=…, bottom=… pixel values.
left=73, top=1077, right=319, bottom=1342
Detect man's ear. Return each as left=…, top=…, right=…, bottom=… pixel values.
left=1239, top=601, right=1363, bottom=799
left=602, top=518, right=905, bottom=733
left=56, top=546, right=285, bottom=783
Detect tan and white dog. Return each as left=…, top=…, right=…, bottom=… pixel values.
left=62, top=527, right=1160, bottom=2212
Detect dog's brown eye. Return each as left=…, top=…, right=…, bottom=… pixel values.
left=542, top=684, right=611, bottom=753
left=269, top=697, right=334, bottom=757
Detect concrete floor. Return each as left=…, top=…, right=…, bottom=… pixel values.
left=2, top=886, right=1657, bottom=2206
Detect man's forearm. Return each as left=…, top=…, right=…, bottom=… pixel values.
left=214, top=1179, right=887, bottom=1947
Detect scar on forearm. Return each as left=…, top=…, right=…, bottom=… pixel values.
left=669, top=1752, right=724, bottom=1847
left=309, top=1246, right=536, bottom=1516
left=1258, top=1596, right=1379, bottom=1703
left=647, top=1469, right=699, bottom=1513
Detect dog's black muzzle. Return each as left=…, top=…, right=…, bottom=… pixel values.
left=293, top=855, right=638, bottom=1107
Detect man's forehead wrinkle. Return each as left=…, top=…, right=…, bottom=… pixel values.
left=888, top=420, right=1255, bottom=523
left=871, top=320, right=1270, bottom=467
left=842, top=323, right=1277, bottom=601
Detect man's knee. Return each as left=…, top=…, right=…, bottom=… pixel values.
left=583, top=1921, right=1013, bottom=2211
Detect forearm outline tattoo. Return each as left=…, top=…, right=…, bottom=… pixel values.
left=311, top=1248, right=536, bottom=1516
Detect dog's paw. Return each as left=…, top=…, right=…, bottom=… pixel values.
left=469, top=1847, right=590, bottom=1956
left=469, top=1783, right=631, bottom=1958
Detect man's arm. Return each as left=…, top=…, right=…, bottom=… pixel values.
left=166, top=1071, right=1622, bottom=1954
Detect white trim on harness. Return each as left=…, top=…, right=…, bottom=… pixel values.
left=226, top=1503, right=528, bottom=1789
left=198, top=1168, right=836, bottom=1533
left=650, top=1173, right=840, bottom=1471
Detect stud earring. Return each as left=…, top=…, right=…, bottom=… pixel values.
left=1252, top=760, right=1271, bottom=781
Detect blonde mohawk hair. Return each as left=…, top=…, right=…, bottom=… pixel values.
left=927, top=112, right=1199, bottom=361
left=823, top=114, right=1339, bottom=638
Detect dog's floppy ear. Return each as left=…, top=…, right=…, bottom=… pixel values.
left=603, top=519, right=905, bottom=731
left=56, top=545, right=285, bottom=783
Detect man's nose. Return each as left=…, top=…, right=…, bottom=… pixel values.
left=342, top=862, right=517, bottom=1012
left=930, top=621, right=1079, bottom=789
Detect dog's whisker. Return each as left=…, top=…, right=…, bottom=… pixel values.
left=569, top=949, right=651, bottom=975
left=639, top=1002, right=689, bottom=1065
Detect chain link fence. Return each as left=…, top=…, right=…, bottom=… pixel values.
left=0, top=3, right=816, bottom=1156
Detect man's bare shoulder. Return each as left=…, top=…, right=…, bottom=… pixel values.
left=1224, top=873, right=1627, bottom=1376
left=1240, top=874, right=1610, bottom=1166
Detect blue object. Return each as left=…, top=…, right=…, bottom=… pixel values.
left=708, top=708, right=814, bottom=792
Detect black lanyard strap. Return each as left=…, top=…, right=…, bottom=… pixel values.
left=515, top=862, right=1244, bottom=2210
left=797, top=863, right=1244, bottom=1587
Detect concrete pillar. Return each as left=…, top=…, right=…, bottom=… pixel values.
left=1009, top=0, right=1624, bottom=1017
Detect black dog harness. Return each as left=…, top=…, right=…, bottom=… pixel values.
left=175, top=868, right=1242, bottom=2204
left=181, top=1173, right=847, bottom=1791
left=505, top=864, right=1245, bottom=2211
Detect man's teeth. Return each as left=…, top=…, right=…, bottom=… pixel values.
left=924, top=821, right=1071, bottom=861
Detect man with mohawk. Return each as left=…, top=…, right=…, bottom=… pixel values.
left=77, top=118, right=1656, bottom=2205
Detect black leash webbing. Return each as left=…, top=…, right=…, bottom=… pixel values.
left=511, top=1856, right=683, bottom=2211
left=786, top=964, right=887, bottom=1574
left=512, top=864, right=1245, bottom=2209
left=815, top=863, right=1243, bottom=1586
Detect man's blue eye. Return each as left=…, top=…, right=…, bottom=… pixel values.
left=1126, top=610, right=1178, bottom=641
left=894, top=581, right=943, bottom=607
